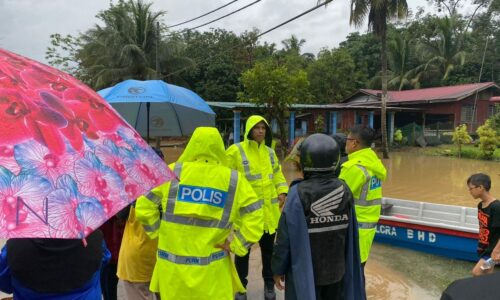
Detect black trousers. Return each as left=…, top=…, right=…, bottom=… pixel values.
left=101, top=263, right=118, bottom=300
left=361, top=261, right=366, bottom=290
left=235, top=232, right=276, bottom=288
left=315, top=278, right=344, bottom=300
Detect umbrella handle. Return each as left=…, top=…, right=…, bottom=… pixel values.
left=82, top=238, right=88, bottom=247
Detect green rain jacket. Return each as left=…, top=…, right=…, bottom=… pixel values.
left=226, top=115, right=289, bottom=234
left=339, top=147, right=387, bottom=263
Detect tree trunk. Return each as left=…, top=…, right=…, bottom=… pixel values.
left=380, top=29, right=390, bottom=159
left=276, top=115, right=288, bottom=159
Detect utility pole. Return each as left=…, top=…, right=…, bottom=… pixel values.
left=156, top=21, right=160, bottom=80
left=154, top=21, right=161, bottom=149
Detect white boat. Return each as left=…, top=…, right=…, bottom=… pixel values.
left=375, top=197, right=479, bottom=261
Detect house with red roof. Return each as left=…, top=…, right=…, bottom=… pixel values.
left=208, top=82, right=499, bottom=147
left=333, top=82, right=499, bottom=141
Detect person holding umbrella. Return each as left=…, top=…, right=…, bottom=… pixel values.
left=135, top=127, right=264, bottom=300
left=0, top=230, right=110, bottom=299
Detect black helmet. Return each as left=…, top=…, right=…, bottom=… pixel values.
left=300, top=133, right=341, bottom=172
left=332, top=133, right=347, bottom=157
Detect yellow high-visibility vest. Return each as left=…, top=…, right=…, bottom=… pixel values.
left=226, top=115, right=288, bottom=234
left=340, top=148, right=387, bottom=263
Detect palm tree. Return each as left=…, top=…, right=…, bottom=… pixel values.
left=349, top=0, right=408, bottom=158
left=281, top=35, right=306, bottom=55
left=370, top=31, right=414, bottom=90
left=76, top=0, right=192, bottom=89
left=418, top=16, right=466, bottom=81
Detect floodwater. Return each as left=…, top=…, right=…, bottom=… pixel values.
left=382, top=151, right=499, bottom=207
left=158, top=147, right=498, bottom=300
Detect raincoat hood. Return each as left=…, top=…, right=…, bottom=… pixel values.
left=178, top=127, right=227, bottom=165
left=244, top=115, right=272, bottom=147
left=344, top=148, right=387, bottom=180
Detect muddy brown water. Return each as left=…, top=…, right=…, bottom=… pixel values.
left=161, top=147, right=499, bottom=299
left=382, top=152, right=499, bottom=207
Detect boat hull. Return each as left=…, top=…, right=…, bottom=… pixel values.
left=375, top=218, right=479, bottom=262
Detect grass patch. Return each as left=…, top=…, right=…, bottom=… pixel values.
left=416, top=144, right=500, bottom=161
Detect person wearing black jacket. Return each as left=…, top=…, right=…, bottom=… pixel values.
left=271, top=133, right=365, bottom=300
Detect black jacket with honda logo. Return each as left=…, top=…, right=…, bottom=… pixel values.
left=273, top=172, right=353, bottom=288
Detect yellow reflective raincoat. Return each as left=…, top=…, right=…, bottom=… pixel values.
left=226, top=115, right=288, bottom=234
left=339, top=147, right=387, bottom=263
left=116, top=206, right=158, bottom=283
left=135, top=127, right=263, bottom=300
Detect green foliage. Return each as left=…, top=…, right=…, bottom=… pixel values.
left=491, top=104, right=500, bottom=135
left=476, top=120, right=499, bottom=159
left=44, top=0, right=499, bottom=106
left=417, top=17, right=466, bottom=82
left=47, top=0, right=193, bottom=89
left=422, top=144, right=500, bottom=161
left=46, top=34, right=83, bottom=75
left=179, top=29, right=258, bottom=102
left=307, top=48, right=359, bottom=103
left=314, top=115, right=325, bottom=132
left=394, top=129, right=403, bottom=142
left=238, top=59, right=311, bottom=149
left=452, top=124, right=472, bottom=158
left=339, top=32, right=381, bottom=85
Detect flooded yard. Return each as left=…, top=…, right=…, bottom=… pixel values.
left=159, top=146, right=498, bottom=300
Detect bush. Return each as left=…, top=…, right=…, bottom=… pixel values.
left=476, top=120, right=499, bottom=160
left=450, top=147, right=481, bottom=159
left=452, top=124, right=472, bottom=158
left=394, top=129, right=403, bottom=143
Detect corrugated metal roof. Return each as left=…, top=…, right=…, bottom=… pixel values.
left=351, top=82, right=498, bottom=104
left=207, top=102, right=333, bottom=109
left=207, top=101, right=420, bottom=111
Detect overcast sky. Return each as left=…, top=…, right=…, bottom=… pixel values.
left=1, top=0, right=437, bottom=64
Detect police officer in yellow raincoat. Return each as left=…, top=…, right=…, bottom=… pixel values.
left=226, top=115, right=289, bottom=300
left=135, top=127, right=264, bottom=300
left=339, top=125, right=387, bottom=288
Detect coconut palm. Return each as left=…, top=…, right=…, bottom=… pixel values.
left=370, top=31, right=414, bottom=90
left=349, top=0, right=408, bottom=158
left=418, top=16, right=466, bottom=81
left=281, top=35, right=306, bottom=55
left=77, top=0, right=192, bottom=89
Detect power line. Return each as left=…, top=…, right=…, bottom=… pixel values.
left=165, top=0, right=333, bottom=77
left=168, top=0, right=262, bottom=36
left=167, top=0, right=240, bottom=28
left=256, top=0, right=332, bottom=39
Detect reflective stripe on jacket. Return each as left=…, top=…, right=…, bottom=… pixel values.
left=339, top=147, right=387, bottom=263
left=135, top=160, right=263, bottom=300
left=226, top=115, right=288, bottom=234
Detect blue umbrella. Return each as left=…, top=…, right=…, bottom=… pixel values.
left=98, top=80, right=216, bottom=139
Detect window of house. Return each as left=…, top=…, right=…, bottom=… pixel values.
left=461, top=105, right=474, bottom=123
left=489, top=105, right=499, bottom=118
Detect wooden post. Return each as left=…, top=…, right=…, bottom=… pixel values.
left=331, top=111, right=338, bottom=135
left=289, top=111, right=296, bottom=149
left=233, top=110, right=241, bottom=144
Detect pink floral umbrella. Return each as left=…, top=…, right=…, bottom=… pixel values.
left=0, top=48, right=175, bottom=239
